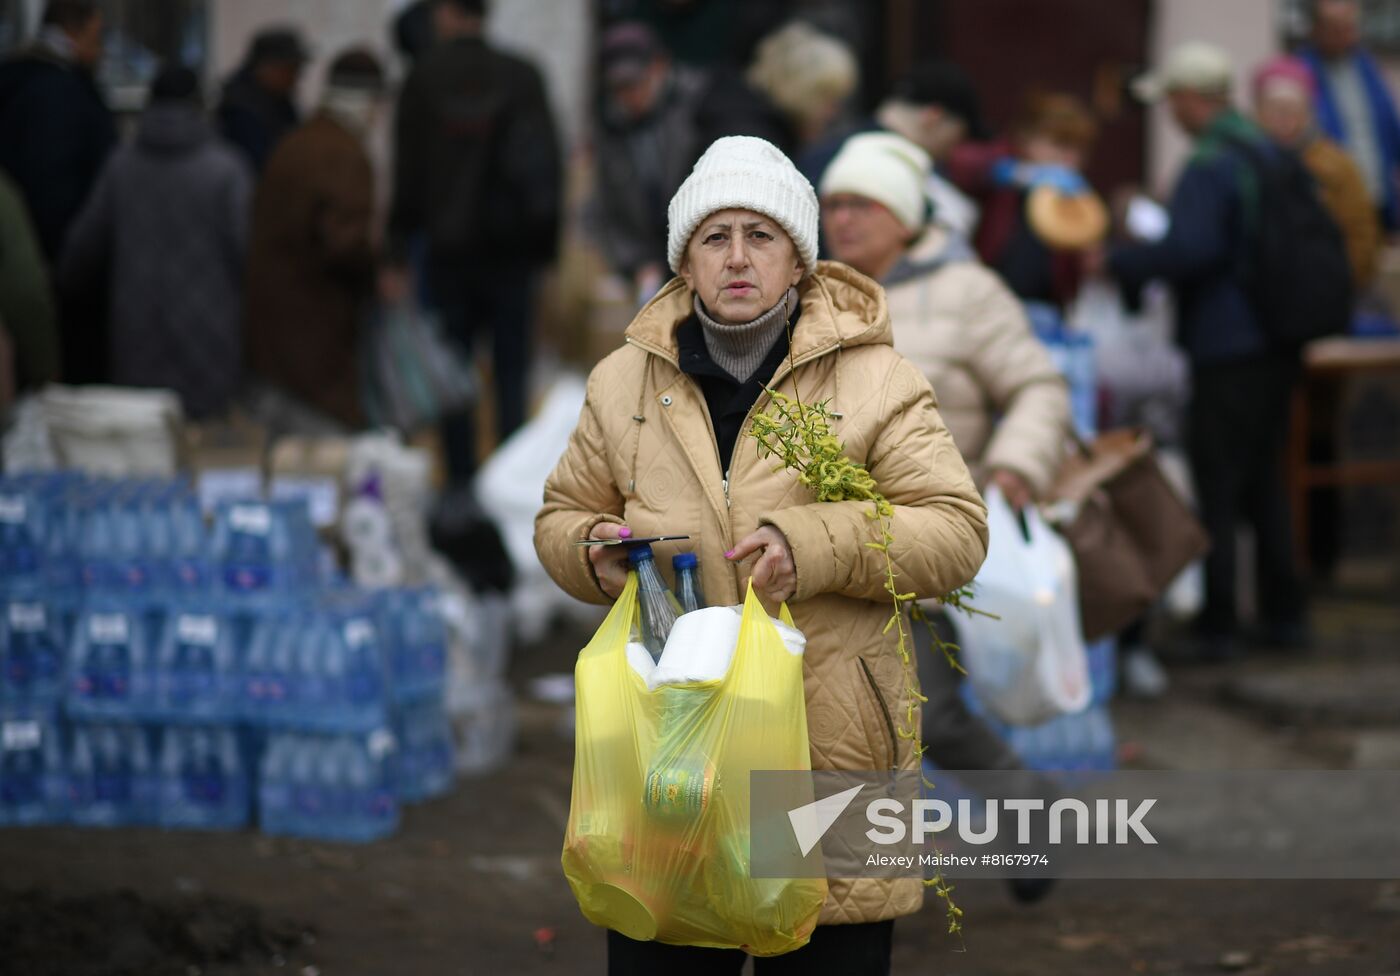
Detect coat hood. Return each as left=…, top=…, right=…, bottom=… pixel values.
left=624, top=259, right=892, bottom=364
left=137, top=102, right=211, bottom=153
left=882, top=226, right=977, bottom=289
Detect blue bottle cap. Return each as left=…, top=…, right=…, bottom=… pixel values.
left=672, top=552, right=698, bottom=570
left=626, top=545, right=656, bottom=565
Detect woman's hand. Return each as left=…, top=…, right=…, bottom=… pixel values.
left=990, top=468, right=1034, bottom=511
left=728, top=525, right=797, bottom=604
left=587, top=523, right=633, bottom=600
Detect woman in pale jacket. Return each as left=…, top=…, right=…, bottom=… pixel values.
left=821, top=132, right=1071, bottom=898
left=534, top=136, right=988, bottom=973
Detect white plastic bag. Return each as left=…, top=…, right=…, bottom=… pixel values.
left=474, top=375, right=596, bottom=641
left=951, top=487, right=1091, bottom=725
left=639, top=605, right=806, bottom=690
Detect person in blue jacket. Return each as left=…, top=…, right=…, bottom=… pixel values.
left=1101, top=42, right=1307, bottom=661
left=1299, top=0, right=1400, bottom=230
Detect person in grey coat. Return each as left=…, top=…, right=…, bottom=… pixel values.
left=61, top=65, right=252, bottom=418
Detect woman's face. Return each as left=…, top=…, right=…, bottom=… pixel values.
left=680, top=209, right=804, bottom=324
left=822, top=193, right=912, bottom=281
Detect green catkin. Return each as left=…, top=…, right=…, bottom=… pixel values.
left=748, top=387, right=985, bottom=945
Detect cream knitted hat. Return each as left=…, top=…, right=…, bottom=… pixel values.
left=666, top=136, right=819, bottom=277
left=819, top=132, right=932, bottom=233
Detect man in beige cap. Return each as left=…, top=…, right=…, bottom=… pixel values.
left=1102, top=41, right=1311, bottom=661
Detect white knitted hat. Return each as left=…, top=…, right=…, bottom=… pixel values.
left=819, top=132, right=932, bottom=233
left=666, top=136, right=819, bottom=277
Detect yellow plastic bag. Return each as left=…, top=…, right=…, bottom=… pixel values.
left=562, top=573, right=828, bottom=955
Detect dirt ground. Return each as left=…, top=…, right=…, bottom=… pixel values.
left=3, top=593, right=1399, bottom=976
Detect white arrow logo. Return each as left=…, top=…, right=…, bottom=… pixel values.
left=788, top=784, right=865, bottom=857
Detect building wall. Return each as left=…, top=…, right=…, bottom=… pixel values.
left=1145, top=0, right=1278, bottom=194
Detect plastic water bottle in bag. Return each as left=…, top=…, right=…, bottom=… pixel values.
left=628, top=546, right=682, bottom=662
left=672, top=553, right=706, bottom=614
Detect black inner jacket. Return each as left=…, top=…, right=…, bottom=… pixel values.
left=676, top=301, right=800, bottom=470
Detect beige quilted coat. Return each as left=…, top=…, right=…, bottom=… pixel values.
left=885, top=230, right=1070, bottom=497
left=535, top=261, right=989, bottom=925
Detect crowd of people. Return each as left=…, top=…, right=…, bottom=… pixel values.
left=2, top=0, right=1397, bottom=971
left=0, top=0, right=1389, bottom=727
left=0, top=0, right=1390, bottom=692
left=0, top=0, right=563, bottom=488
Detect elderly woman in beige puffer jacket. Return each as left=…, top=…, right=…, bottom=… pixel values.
left=534, top=136, right=988, bottom=972
left=821, top=132, right=1071, bottom=904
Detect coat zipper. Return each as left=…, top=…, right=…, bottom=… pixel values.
left=858, top=657, right=899, bottom=771
left=629, top=333, right=836, bottom=595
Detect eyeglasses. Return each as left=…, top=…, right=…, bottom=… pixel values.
left=821, top=196, right=879, bottom=215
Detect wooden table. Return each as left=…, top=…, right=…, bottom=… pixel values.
left=1288, top=336, right=1400, bottom=571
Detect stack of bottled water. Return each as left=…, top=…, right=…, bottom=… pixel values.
left=377, top=588, right=455, bottom=800
left=0, top=471, right=469, bottom=841
left=957, top=637, right=1119, bottom=780
left=257, top=729, right=398, bottom=842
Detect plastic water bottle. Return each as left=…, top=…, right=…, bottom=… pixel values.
left=169, top=486, right=210, bottom=593
left=629, top=546, right=682, bottom=662
left=68, top=724, right=97, bottom=824
left=158, top=608, right=232, bottom=721
left=177, top=729, right=221, bottom=822
left=242, top=614, right=273, bottom=723
left=340, top=612, right=384, bottom=731
left=70, top=600, right=148, bottom=719
left=129, top=725, right=155, bottom=825
left=268, top=611, right=301, bottom=721
left=216, top=726, right=248, bottom=827
left=296, top=614, right=329, bottom=724
left=258, top=733, right=294, bottom=834
left=158, top=726, right=190, bottom=825
left=43, top=479, right=85, bottom=591
left=0, top=479, right=43, bottom=581
left=312, top=737, right=345, bottom=840
left=86, top=726, right=130, bottom=826
left=112, top=485, right=151, bottom=592
left=290, top=735, right=322, bottom=835
left=672, top=553, right=706, bottom=614
left=213, top=500, right=275, bottom=594
left=2, top=589, right=65, bottom=705
left=350, top=731, right=399, bottom=841
left=1, top=716, right=64, bottom=825
left=80, top=483, right=118, bottom=590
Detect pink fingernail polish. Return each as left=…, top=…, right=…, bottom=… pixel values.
left=618, top=527, right=631, bottom=539
left=725, top=550, right=735, bottom=559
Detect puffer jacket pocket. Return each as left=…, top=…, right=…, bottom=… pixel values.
left=856, top=656, right=898, bottom=771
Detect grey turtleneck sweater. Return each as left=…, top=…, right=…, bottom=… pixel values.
left=694, top=286, right=798, bottom=382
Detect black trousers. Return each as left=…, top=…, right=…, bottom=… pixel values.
left=606, top=921, right=894, bottom=975
left=1188, top=354, right=1305, bottom=636
left=431, top=261, right=535, bottom=484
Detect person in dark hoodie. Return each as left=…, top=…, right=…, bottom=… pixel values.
left=216, top=27, right=308, bottom=174
left=60, top=65, right=252, bottom=419
left=0, top=0, right=115, bottom=266
left=0, top=0, right=116, bottom=384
